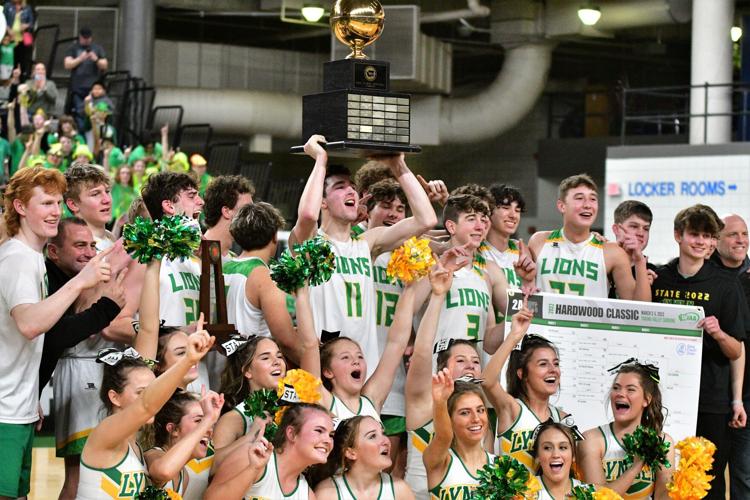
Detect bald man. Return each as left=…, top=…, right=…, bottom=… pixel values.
left=711, top=214, right=750, bottom=499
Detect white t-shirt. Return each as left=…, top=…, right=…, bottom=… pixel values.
left=0, top=238, right=48, bottom=423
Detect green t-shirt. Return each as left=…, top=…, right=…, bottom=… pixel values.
left=9, top=139, right=25, bottom=177
left=0, top=137, right=10, bottom=182
left=0, top=43, right=14, bottom=67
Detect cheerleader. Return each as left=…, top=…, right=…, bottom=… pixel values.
left=578, top=360, right=674, bottom=499
left=314, top=416, right=415, bottom=499
left=144, top=389, right=223, bottom=499
left=314, top=280, right=415, bottom=421
left=481, top=300, right=567, bottom=471
left=404, top=254, right=484, bottom=498
left=205, top=403, right=334, bottom=499
left=212, top=286, right=320, bottom=451
left=533, top=422, right=588, bottom=499
left=76, top=320, right=214, bottom=498
left=423, top=372, right=494, bottom=499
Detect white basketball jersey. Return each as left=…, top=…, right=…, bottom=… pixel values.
left=599, top=423, right=655, bottom=500
left=159, top=256, right=202, bottom=326
left=405, top=420, right=433, bottom=499
left=535, top=229, right=608, bottom=298
left=245, top=451, right=311, bottom=500
left=428, top=258, right=491, bottom=351
left=372, top=251, right=406, bottom=417
left=309, top=230, right=378, bottom=379
left=223, top=257, right=271, bottom=338
left=429, top=448, right=495, bottom=500
left=481, top=240, right=521, bottom=289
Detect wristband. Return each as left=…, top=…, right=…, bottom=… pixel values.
left=731, top=400, right=744, bottom=406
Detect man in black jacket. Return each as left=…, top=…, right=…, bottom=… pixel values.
left=711, top=213, right=750, bottom=499
left=652, top=205, right=745, bottom=500
left=40, top=217, right=124, bottom=499
left=40, top=217, right=124, bottom=389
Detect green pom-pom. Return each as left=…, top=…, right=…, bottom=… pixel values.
left=158, top=215, right=202, bottom=261
left=123, top=215, right=201, bottom=264
left=270, top=236, right=336, bottom=293
left=242, top=389, right=280, bottom=441
left=135, top=486, right=171, bottom=499
left=622, top=425, right=671, bottom=471
left=474, top=455, right=531, bottom=500
left=295, top=237, right=336, bottom=286
left=122, top=217, right=163, bottom=264
left=571, top=484, right=596, bottom=500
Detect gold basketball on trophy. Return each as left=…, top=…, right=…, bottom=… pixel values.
left=330, top=0, right=385, bottom=59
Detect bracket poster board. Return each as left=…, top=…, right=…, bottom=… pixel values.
left=503, top=291, right=704, bottom=443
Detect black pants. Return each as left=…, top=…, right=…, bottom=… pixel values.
left=696, top=412, right=731, bottom=500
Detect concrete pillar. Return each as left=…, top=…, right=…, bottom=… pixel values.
left=118, top=0, right=155, bottom=83
left=690, top=0, right=734, bottom=144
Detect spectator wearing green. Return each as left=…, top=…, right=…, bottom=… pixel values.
left=72, top=144, right=94, bottom=164
left=46, top=115, right=86, bottom=150
left=0, top=32, right=15, bottom=80
left=111, top=164, right=136, bottom=223
left=190, top=153, right=212, bottom=197
left=43, top=143, right=65, bottom=171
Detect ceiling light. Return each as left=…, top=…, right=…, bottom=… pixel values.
left=301, top=3, right=325, bottom=23
left=731, top=26, right=743, bottom=42
left=578, top=6, right=601, bottom=26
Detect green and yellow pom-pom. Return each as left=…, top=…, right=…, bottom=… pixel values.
left=571, top=485, right=623, bottom=500
left=386, top=237, right=435, bottom=284
left=667, top=436, right=716, bottom=500
left=122, top=215, right=201, bottom=264
left=270, top=236, right=335, bottom=293
left=242, top=369, right=323, bottom=441
left=475, top=455, right=538, bottom=499
left=622, top=425, right=671, bottom=471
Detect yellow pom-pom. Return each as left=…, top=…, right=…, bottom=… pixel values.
left=165, top=489, right=183, bottom=500
left=667, top=436, right=716, bottom=500
left=386, top=237, right=436, bottom=284
left=273, top=369, right=323, bottom=426
left=593, top=487, right=624, bottom=500
left=523, top=475, right=542, bottom=499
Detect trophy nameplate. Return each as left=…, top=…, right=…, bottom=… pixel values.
left=291, top=0, right=421, bottom=158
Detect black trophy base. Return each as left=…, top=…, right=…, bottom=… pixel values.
left=290, top=140, right=421, bottom=158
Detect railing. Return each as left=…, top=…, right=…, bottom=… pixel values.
left=620, top=82, right=750, bottom=144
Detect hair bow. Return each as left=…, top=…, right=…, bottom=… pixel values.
left=530, top=414, right=585, bottom=451
left=219, top=334, right=255, bottom=357
left=454, top=374, right=484, bottom=385
left=321, top=330, right=341, bottom=343
left=96, top=347, right=155, bottom=369
left=433, top=337, right=481, bottom=354
left=514, top=333, right=552, bottom=351
left=607, top=357, right=660, bottom=384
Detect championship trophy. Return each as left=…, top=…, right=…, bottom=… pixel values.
left=291, top=0, right=421, bottom=157
left=198, top=240, right=240, bottom=355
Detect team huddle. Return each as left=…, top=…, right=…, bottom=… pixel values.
left=0, top=133, right=746, bottom=500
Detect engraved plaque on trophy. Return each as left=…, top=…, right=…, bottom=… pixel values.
left=198, top=240, right=239, bottom=355
left=291, top=0, right=421, bottom=157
